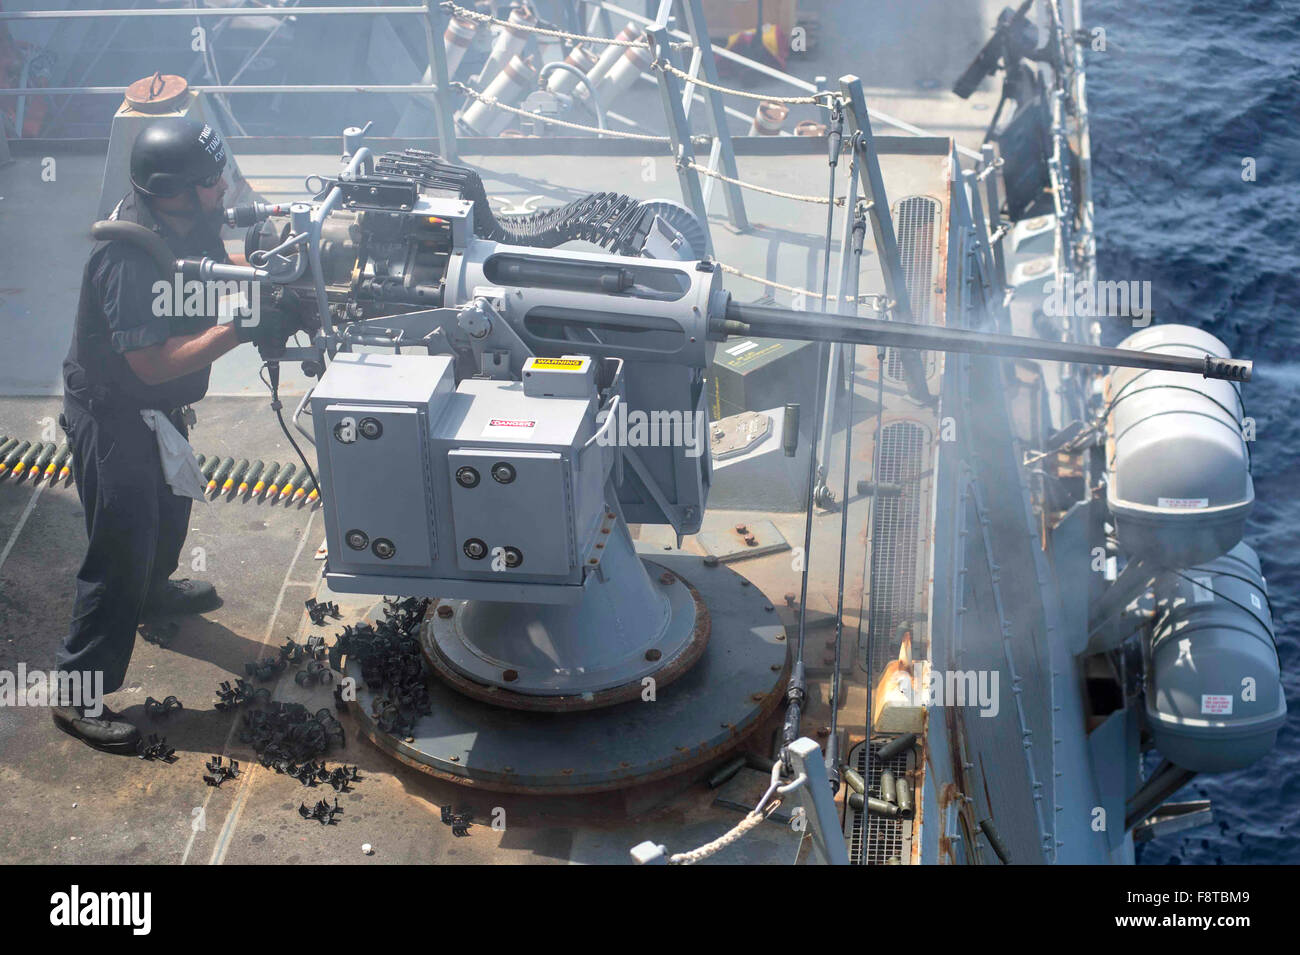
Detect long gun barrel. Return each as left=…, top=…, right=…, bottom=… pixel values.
left=718, top=300, right=1252, bottom=382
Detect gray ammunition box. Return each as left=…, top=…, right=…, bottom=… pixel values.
left=311, top=352, right=456, bottom=578
left=431, top=378, right=603, bottom=579
left=313, top=352, right=607, bottom=595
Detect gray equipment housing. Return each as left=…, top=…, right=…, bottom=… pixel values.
left=311, top=351, right=611, bottom=604
left=310, top=352, right=454, bottom=582
left=1145, top=542, right=1286, bottom=772
left=1105, top=325, right=1253, bottom=567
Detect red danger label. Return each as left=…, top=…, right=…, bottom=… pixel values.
left=1201, top=694, right=1233, bottom=716
left=488, top=419, right=535, bottom=428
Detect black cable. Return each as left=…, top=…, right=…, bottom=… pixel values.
left=860, top=344, right=887, bottom=754
left=826, top=198, right=867, bottom=790
left=260, top=361, right=318, bottom=499
left=783, top=105, right=845, bottom=768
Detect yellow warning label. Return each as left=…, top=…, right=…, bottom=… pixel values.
left=529, top=358, right=585, bottom=370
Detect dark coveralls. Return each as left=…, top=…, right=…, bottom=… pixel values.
left=59, top=191, right=227, bottom=694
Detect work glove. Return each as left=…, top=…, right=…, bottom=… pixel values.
left=232, top=297, right=306, bottom=348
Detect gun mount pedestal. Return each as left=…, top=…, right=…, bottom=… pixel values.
left=422, top=521, right=709, bottom=711
left=349, top=545, right=790, bottom=794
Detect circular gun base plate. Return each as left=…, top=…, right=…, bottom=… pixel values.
left=348, top=551, right=789, bottom=794
left=422, top=560, right=709, bottom=712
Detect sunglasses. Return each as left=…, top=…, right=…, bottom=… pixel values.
left=195, top=172, right=224, bottom=189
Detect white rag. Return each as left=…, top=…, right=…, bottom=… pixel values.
left=140, top=409, right=207, bottom=502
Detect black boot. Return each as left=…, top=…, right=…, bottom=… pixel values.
left=52, top=704, right=141, bottom=754
left=142, top=578, right=220, bottom=616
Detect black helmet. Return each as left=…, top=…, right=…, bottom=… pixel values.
left=129, top=117, right=227, bottom=198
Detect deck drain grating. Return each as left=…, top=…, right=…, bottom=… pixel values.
left=863, top=420, right=926, bottom=677
left=886, top=195, right=941, bottom=383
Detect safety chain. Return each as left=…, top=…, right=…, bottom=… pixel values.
left=684, top=160, right=843, bottom=206
left=716, top=262, right=891, bottom=309
left=652, top=58, right=839, bottom=107
left=667, top=760, right=805, bottom=864
left=451, top=81, right=671, bottom=141
left=440, top=1, right=687, bottom=50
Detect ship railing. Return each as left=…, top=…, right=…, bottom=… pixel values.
left=573, top=1, right=984, bottom=154
left=1059, top=0, right=1095, bottom=284
left=1042, top=0, right=1096, bottom=334
left=0, top=2, right=983, bottom=228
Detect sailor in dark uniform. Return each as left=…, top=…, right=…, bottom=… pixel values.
left=53, top=117, right=300, bottom=751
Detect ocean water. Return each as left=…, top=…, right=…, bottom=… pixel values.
left=1087, top=0, right=1300, bottom=864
